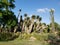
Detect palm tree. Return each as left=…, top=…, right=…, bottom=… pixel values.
left=31, top=15, right=36, bottom=19
left=17, top=9, right=21, bottom=22
left=24, top=13, right=27, bottom=17
left=36, top=15, right=40, bottom=23
left=39, top=17, right=42, bottom=22
left=20, top=15, right=23, bottom=32
left=36, top=15, right=42, bottom=33
left=26, top=17, right=30, bottom=27
left=50, top=9, right=55, bottom=32
left=24, top=13, right=27, bottom=20
left=26, top=18, right=30, bottom=33
left=23, top=13, right=27, bottom=33
left=28, top=15, right=36, bottom=33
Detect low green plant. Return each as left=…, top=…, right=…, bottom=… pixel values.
left=0, top=32, right=18, bottom=41
left=32, top=33, right=48, bottom=41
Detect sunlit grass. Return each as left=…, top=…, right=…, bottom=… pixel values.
left=0, top=32, right=60, bottom=45
left=0, top=33, right=49, bottom=45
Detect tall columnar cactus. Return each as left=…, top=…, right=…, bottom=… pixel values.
left=50, top=9, right=55, bottom=32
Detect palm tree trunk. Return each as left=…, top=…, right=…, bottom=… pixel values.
left=50, top=9, right=55, bottom=32
left=29, top=22, right=34, bottom=33
left=51, top=15, right=55, bottom=32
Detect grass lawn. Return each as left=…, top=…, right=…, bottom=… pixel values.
left=0, top=33, right=49, bottom=45
left=0, top=40, right=48, bottom=45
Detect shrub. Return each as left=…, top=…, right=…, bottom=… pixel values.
left=32, top=33, right=48, bottom=41
left=57, top=31, right=60, bottom=37
left=21, top=33, right=31, bottom=39
left=0, top=32, right=18, bottom=41
left=48, top=33, right=60, bottom=45
left=48, top=33, right=57, bottom=41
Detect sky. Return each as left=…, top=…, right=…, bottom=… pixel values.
left=13, top=0, right=60, bottom=24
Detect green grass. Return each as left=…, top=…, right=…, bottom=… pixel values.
left=0, top=33, right=49, bottom=45
left=2, top=32, right=59, bottom=45
left=0, top=39, right=49, bottom=45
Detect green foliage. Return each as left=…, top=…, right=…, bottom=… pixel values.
left=24, top=13, right=27, bottom=17
left=19, top=33, right=31, bottom=40
left=1, top=32, right=60, bottom=45
left=31, top=15, right=36, bottom=19
left=0, top=0, right=17, bottom=28
left=50, top=22, right=60, bottom=31
left=48, top=33, right=57, bottom=41
left=32, top=33, right=48, bottom=41
left=48, top=32, right=60, bottom=45
left=18, top=32, right=48, bottom=41
left=0, top=32, right=18, bottom=41
left=57, top=31, right=60, bottom=36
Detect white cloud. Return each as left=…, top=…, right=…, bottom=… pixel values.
left=37, top=8, right=55, bottom=13
left=37, top=9, right=45, bottom=13
left=45, top=8, right=50, bottom=11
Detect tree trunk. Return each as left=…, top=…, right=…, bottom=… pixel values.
left=29, top=22, right=34, bottom=33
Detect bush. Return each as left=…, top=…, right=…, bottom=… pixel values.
left=48, top=33, right=57, bottom=41
left=57, top=31, right=60, bottom=37
left=19, top=33, right=31, bottom=40
left=48, top=33, right=60, bottom=45
left=32, top=33, right=48, bottom=41
left=0, top=32, right=18, bottom=41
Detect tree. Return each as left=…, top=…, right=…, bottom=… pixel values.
left=31, top=15, right=36, bottom=20
left=29, top=15, right=36, bottom=33
left=9, top=0, right=15, bottom=10
left=22, top=13, right=28, bottom=33
left=24, top=13, right=27, bottom=20
left=35, top=15, right=42, bottom=32
left=50, top=9, right=55, bottom=32
left=0, top=0, right=17, bottom=29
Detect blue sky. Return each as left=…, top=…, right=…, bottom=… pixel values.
left=13, top=0, right=60, bottom=24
